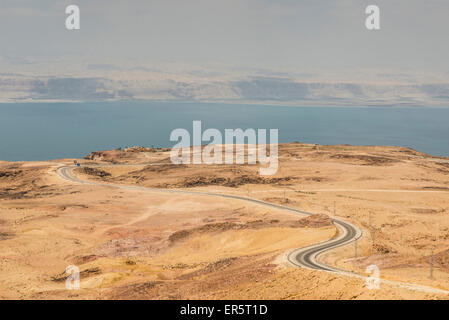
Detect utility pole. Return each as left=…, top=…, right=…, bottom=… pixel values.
left=354, top=240, right=358, bottom=259
left=333, top=201, right=336, bottom=216
left=284, top=190, right=287, bottom=203
left=369, top=211, right=372, bottom=228
left=246, top=185, right=250, bottom=216
left=430, top=248, right=434, bottom=279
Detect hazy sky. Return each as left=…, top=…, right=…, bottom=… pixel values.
left=1, top=0, right=448, bottom=75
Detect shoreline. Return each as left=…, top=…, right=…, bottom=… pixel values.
left=2, top=142, right=448, bottom=163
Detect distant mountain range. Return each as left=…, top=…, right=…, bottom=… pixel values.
left=1, top=67, right=448, bottom=106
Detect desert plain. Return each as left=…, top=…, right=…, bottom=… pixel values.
left=1, top=142, right=449, bottom=299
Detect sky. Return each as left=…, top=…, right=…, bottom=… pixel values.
left=0, top=0, right=447, bottom=71
left=0, top=0, right=448, bottom=104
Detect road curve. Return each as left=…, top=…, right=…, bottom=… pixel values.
left=56, top=165, right=362, bottom=274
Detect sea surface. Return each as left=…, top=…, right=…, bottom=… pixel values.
left=1, top=101, right=448, bottom=161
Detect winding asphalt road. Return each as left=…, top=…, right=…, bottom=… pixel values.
left=56, top=164, right=362, bottom=275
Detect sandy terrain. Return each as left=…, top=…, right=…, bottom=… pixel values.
left=1, top=143, right=449, bottom=299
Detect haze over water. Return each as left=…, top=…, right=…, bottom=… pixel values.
left=1, top=102, right=448, bottom=161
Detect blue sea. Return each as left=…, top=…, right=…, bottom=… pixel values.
left=0, top=101, right=448, bottom=161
